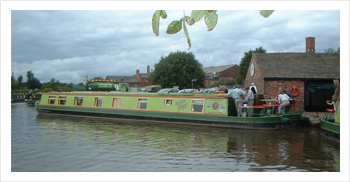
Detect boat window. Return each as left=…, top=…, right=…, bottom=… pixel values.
left=138, top=98, right=148, bottom=109
left=74, top=97, right=83, bottom=106
left=113, top=98, right=122, bottom=108
left=48, top=96, right=56, bottom=104
left=164, top=99, right=173, bottom=105
left=191, top=100, right=204, bottom=112
left=58, top=96, right=67, bottom=105
left=94, top=97, right=103, bottom=107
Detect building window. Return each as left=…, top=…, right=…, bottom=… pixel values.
left=74, top=97, right=83, bottom=106
left=48, top=96, right=56, bottom=104
left=138, top=98, right=148, bottom=109
left=113, top=98, right=122, bottom=108
left=58, top=96, right=67, bottom=105
left=191, top=100, right=204, bottom=112
left=164, top=99, right=173, bottom=105
left=94, top=97, right=103, bottom=107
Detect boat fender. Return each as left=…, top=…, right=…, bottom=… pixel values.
left=290, top=86, right=300, bottom=97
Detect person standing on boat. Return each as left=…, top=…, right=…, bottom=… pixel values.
left=277, top=89, right=290, bottom=114
left=28, top=89, right=33, bottom=99
left=327, top=78, right=340, bottom=119
left=245, top=87, right=255, bottom=117
left=227, top=86, right=246, bottom=117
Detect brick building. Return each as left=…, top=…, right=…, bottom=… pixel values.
left=106, top=66, right=151, bottom=88
left=244, top=37, right=340, bottom=112
left=202, top=64, right=240, bottom=87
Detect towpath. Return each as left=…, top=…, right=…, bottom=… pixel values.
left=303, top=111, right=325, bottom=127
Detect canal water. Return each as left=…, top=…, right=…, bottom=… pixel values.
left=10, top=102, right=340, bottom=175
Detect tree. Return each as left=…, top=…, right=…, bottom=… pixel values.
left=26, top=70, right=42, bottom=89
left=11, top=75, right=19, bottom=91
left=238, top=47, right=266, bottom=84
left=152, top=10, right=274, bottom=50
left=150, top=51, right=206, bottom=89
left=324, top=46, right=340, bottom=53
left=17, top=75, right=23, bottom=88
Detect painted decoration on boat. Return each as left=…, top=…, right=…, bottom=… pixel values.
left=205, top=99, right=227, bottom=115
left=175, top=99, right=188, bottom=112
left=212, top=102, right=219, bottom=110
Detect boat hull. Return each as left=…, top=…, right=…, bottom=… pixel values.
left=321, top=119, right=340, bottom=141
left=36, top=105, right=283, bottom=130
left=320, top=106, right=340, bottom=142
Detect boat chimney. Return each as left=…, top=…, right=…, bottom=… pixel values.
left=306, top=37, right=315, bottom=53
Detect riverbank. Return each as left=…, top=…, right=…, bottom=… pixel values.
left=303, top=111, right=325, bottom=127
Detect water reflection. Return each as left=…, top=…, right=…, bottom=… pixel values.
left=32, top=113, right=340, bottom=172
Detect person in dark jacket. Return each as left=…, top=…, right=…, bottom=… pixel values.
left=218, top=85, right=228, bottom=93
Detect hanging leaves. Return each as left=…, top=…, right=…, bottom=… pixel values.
left=184, top=16, right=195, bottom=26
left=204, top=11, right=218, bottom=31
left=152, top=10, right=274, bottom=50
left=260, top=10, right=274, bottom=18
left=182, top=19, right=191, bottom=50
left=166, top=20, right=183, bottom=35
left=160, top=10, right=167, bottom=19
left=152, top=11, right=161, bottom=36
left=152, top=10, right=167, bottom=36
left=191, top=10, right=205, bottom=23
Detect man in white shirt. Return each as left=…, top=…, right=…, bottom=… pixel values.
left=227, top=86, right=246, bottom=117
left=245, top=87, right=255, bottom=117
left=277, top=90, right=290, bottom=114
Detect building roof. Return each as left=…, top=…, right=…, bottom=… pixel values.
left=105, top=76, right=139, bottom=83
left=138, top=73, right=150, bottom=78
left=202, top=64, right=238, bottom=74
left=253, top=53, right=340, bottom=79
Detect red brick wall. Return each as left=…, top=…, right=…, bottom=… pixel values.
left=244, top=57, right=305, bottom=111
left=264, top=80, right=305, bottom=111
left=244, top=57, right=264, bottom=93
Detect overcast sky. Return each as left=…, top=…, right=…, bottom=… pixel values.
left=2, top=1, right=350, bottom=181
left=9, top=4, right=343, bottom=85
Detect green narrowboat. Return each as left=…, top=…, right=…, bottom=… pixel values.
left=11, top=93, right=26, bottom=103
left=27, top=92, right=42, bottom=105
left=320, top=106, right=340, bottom=141
left=36, top=91, right=285, bottom=130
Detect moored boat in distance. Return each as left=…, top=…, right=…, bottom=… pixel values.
left=11, top=93, right=27, bottom=103
left=27, top=92, right=42, bottom=106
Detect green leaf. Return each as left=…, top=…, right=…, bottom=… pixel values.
left=182, top=19, right=192, bottom=50
left=160, top=10, right=167, bottom=19
left=204, top=11, right=218, bottom=31
left=152, top=10, right=161, bottom=36
left=191, top=10, right=205, bottom=23
left=166, top=20, right=182, bottom=35
left=260, top=10, right=274, bottom=18
left=184, top=16, right=195, bottom=26
left=207, top=10, right=217, bottom=14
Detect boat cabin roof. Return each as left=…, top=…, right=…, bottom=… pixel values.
left=42, top=91, right=230, bottom=99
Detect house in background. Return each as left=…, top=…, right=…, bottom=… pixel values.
left=244, top=37, right=340, bottom=112
left=106, top=65, right=151, bottom=88
left=202, top=64, right=240, bottom=87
